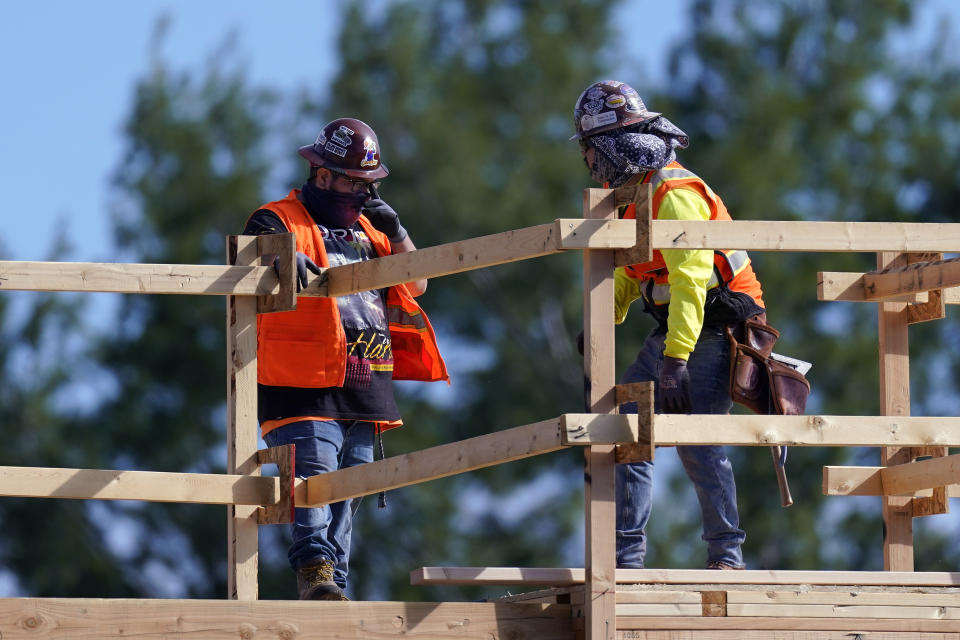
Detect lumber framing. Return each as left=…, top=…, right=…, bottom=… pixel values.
left=412, top=567, right=960, bottom=587
left=881, top=453, right=960, bottom=496
left=823, top=464, right=960, bottom=497
left=299, top=218, right=636, bottom=297
left=651, top=414, right=960, bottom=447
left=864, top=256, right=960, bottom=300
left=652, top=220, right=960, bottom=252
left=0, top=260, right=279, bottom=295
left=301, top=414, right=635, bottom=507
left=0, top=465, right=280, bottom=505
left=0, top=599, right=573, bottom=640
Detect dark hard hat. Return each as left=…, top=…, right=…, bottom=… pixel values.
left=570, top=80, right=660, bottom=141
left=298, top=117, right=389, bottom=179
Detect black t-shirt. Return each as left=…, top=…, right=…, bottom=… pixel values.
left=244, top=208, right=401, bottom=423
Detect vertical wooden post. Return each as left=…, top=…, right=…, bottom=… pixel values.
left=877, top=251, right=913, bottom=572
left=227, top=235, right=261, bottom=600
left=583, top=188, right=617, bottom=640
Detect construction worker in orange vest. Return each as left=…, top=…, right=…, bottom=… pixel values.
left=244, top=118, right=448, bottom=599
left=573, top=80, right=767, bottom=571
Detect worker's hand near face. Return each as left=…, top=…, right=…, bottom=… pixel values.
left=363, top=199, right=407, bottom=243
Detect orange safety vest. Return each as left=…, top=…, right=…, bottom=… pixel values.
left=253, top=190, right=449, bottom=389
left=622, top=162, right=764, bottom=308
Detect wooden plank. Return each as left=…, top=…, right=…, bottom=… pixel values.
left=617, top=591, right=702, bottom=605
left=583, top=187, right=618, bottom=640
left=562, top=414, right=638, bottom=445
left=727, top=590, right=960, bottom=607
left=305, top=418, right=567, bottom=507
left=0, top=465, right=278, bottom=505
left=556, top=218, right=637, bottom=249
left=653, top=220, right=960, bottom=252
left=226, top=235, right=261, bottom=601
left=878, top=251, right=914, bottom=572
left=256, top=445, right=295, bottom=524
left=617, top=616, right=960, bottom=632
left=881, top=454, right=960, bottom=496
left=617, top=603, right=703, bottom=616
left=653, top=414, right=960, bottom=447
left=701, top=591, right=727, bottom=617
left=823, top=465, right=960, bottom=497
left=616, top=382, right=655, bottom=464
left=613, top=183, right=652, bottom=267
left=619, top=632, right=960, bottom=640
left=818, top=271, right=929, bottom=303
left=412, top=567, right=960, bottom=587
left=0, top=260, right=277, bottom=295
left=863, top=256, right=960, bottom=300
left=302, top=219, right=635, bottom=298
left=256, top=232, right=296, bottom=313
left=727, top=602, right=960, bottom=618
left=0, top=599, right=572, bottom=640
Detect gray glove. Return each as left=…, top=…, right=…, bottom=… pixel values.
left=659, top=355, right=691, bottom=413
left=363, top=198, right=408, bottom=243
left=274, top=251, right=321, bottom=292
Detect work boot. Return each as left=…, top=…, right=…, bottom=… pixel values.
left=296, top=560, right=349, bottom=600
left=706, top=561, right=744, bottom=570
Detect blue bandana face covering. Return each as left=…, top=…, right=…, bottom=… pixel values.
left=301, top=180, right=369, bottom=228
left=585, top=116, right=689, bottom=187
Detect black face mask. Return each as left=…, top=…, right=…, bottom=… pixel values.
left=300, top=180, right=368, bottom=228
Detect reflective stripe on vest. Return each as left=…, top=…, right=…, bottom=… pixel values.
left=387, top=303, right=427, bottom=331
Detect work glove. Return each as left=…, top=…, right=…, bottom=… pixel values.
left=659, top=355, right=691, bottom=414
left=274, top=251, right=322, bottom=292
left=363, top=198, right=408, bottom=243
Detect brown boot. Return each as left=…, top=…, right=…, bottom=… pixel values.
left=296, top=560, right=349, bottom=600
left=706, top=561, right=745, bottom=570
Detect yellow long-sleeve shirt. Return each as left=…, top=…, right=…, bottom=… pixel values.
left=614, top=188, right=713, bottom=361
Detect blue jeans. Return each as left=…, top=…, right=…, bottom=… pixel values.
left=263, top=419, right=375, bottom=589
left=616, top=326, right=745, bottom=569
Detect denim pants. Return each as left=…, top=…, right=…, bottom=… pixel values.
left=616, top=326, right=745, bottom=569
left=263, top=419, right=375, bottom=589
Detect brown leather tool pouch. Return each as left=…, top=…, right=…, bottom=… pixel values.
left=727, top=317, right=810, bottom=415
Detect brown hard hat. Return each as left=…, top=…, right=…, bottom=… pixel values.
left=570, top=80, right=660, bottom=141
left=298, top=117, right=389, bottom=179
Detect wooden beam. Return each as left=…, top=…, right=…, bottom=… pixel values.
left=0, top=260, right=278, bottom=296
left=226, top=236, right=261, bottom=601
left=823, top=464, right=960, bottom=497
left=0, top=599, right=572, bottom=640
left=818, top=271, right=929, bottom=303
left=561, top=414, right=638, bottom=445
left=255, top=445, right=295, bottom=524
left=304, top=418, right=568, bottom=507
left=653, top=220, right=960, bottom=252
left=0, top=465, right=278, bottom=505
left=726, top=590, right=960, bottom=607
left=617, top=616, right=960, bottom=632
left=583, top=187, right=618, bottom=640
left=412, top=567, right=960, bottom=587
left=255, top=232, right=296, bottom=313
left=878, top=251, right=914, bottom=572
left=653, top=414, right=960, bottom=447
left=614, top=382, right=655, bottom=464
left=613, top=183, right=653, bottom=267
left=863, top=256, right=960, bottom=300
left=880, top=454, right=960, bottom=496
left=299, top=219, right=635, bottom=298
left=612, top=632, right=960, bottom=640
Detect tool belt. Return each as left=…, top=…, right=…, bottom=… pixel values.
left=726, top=315, right=810, bottom=415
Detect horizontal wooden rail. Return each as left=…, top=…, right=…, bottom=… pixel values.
left=0, top=466, right=282, bottom=506
left=863, top=256, right=960, bottom=300
left=617, top=616, right=960, bottom=633
left=299, top=218, right=636, bottom=297
left=823, top=464, right=960, bottom=497
left=654, top=220, right=960, bottom=252
left=303, top=414, right=635, bottom=507
left=653, top=414, right=960, bottom=447
left=0, top=599, right=572, bottom=639
left=0, top=261, right=278, bottom=296
left=412, top=567, right=960, bottom=587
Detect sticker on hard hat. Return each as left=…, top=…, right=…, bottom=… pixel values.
left=583, top=99, right=604, bottom=115
left=361, top=137, right=378, bottom=167
left=604, top=94, right=626, bottom=108
left=581, top=111, right=618, bottom=132
left=331, top=125, right=354, bottom=147
left=585, top=86, right=606, bottom=100
left=324, top=142, right=348, bottom=158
